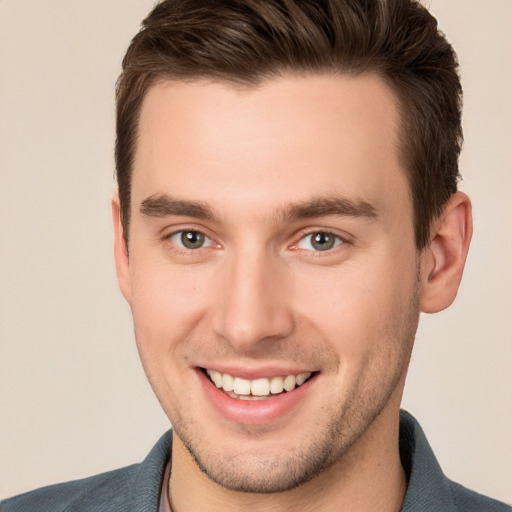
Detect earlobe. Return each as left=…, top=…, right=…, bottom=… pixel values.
left=420, top=192, right=473, bottom=313
left=112, top=194, right=132, bottom=303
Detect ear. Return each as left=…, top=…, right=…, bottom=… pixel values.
left=420, top=192, right=473, bottom=313
left=112, top=193, right=132, bottom=304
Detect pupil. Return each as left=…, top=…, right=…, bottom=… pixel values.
left=181, top=231, right=204, bottom=249
left=312, top=232, right=335, bottom=251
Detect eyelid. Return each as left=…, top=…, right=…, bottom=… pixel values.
left=161, top=225, right=349, bottom=254
left=290, top=228, right=348, bottom=252
left=162, top=225, right=221, bottom=252
left=171, top=230, right=208, bottom=248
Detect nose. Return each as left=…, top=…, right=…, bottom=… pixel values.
left=212, top=250, right=294, bottom=351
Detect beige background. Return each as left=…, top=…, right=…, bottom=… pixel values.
left=1, top=0, right=511, bottom=503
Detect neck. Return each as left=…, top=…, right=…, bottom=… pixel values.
left=168, top=406, right=406, bottom=512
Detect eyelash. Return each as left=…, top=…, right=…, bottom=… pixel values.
left=163, top=228, right=347, bottom=257
left=294, top=230, right=345, bottom=253
left=164, top=229, right=217, bottom=254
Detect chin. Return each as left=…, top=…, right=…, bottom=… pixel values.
left=170, top=379, right=402, bottom=495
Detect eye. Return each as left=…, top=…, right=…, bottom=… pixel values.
left=297, top=231, right=343, bottom=252
left=170, top=230, right=211, bottom=250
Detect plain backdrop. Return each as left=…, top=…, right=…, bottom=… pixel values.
left=0, top=0, right=511, bottom=504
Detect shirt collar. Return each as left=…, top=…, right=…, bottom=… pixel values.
left=399, top=409, right=456, bottom=511
left=155, top=410, right=458, bottom=512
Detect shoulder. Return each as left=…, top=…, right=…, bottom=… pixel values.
left=399, top=410, right=510, bottom=512
left=447, top=481, right=511, bottom=512
left=1, top=430, right=172, bottom=512
left=1, top=464, right=139, bottom=512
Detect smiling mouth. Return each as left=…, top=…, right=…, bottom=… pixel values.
left=203, top=368, right=315, bottom=400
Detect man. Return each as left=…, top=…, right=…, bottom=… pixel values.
left=2, top=0, right=509, bottom=511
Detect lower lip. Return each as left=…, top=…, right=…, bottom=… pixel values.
left=197, top=369, right=317, bottom=425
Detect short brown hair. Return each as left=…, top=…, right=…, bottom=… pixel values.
left=116, top=0, right=462, bottom=249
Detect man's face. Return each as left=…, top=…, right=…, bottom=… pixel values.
left=117, top=74, right=422, bottom=492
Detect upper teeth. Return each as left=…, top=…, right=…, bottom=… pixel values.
left=206, top=369, right=312, bottom=397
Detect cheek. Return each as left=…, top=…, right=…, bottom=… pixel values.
left=291, top=253, right=418, bottom=354
left=127, top=260, right=215, bottom=412
left=128, top=257, right=212, bottom=355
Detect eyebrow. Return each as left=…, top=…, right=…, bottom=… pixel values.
left=139, top=194, right=378, bottom=222
left=140, top=195, right=216, bottom=221
left=284, top=197, right=378, bottom=221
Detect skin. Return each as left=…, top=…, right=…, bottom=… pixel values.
left=113, top=74, right=472, bottom=512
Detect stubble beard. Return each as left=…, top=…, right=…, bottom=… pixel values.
left=173, top=375, right=405, bottom=494
left=169, top=280, right=421, bottom=494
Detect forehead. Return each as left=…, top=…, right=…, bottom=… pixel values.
left=132, top=73, right=409, bottom=219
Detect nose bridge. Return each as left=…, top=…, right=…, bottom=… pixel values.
left=213, top=244, right=293, bottom=349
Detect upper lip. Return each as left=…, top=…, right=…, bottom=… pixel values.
left=197, top=364, right=316, bottom=380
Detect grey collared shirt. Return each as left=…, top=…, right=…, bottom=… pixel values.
left=3, top=410, right=510, bottom=511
